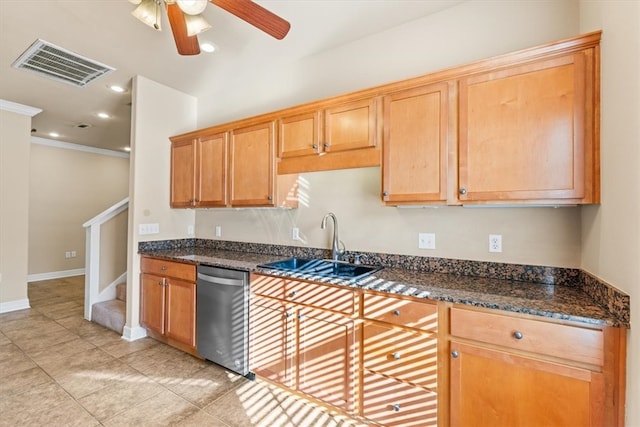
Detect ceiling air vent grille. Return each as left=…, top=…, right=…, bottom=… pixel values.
left=12, top=39, right=115, bottom=88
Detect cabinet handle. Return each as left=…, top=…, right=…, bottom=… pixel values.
left=298, top=314, right=304, bottom=320
left=285, top=312, right=292, bottom=318
left=393, top=404, right=401, bottom=412
left=267, top=195, right=273, bottom=201
left=290, top=290, right=297, bottom=297
left=312, top=144, right=318, bottom=149
left=323, top=142, right=329, bottom=149
left=392, top=352, right=401, bottom=360
left=382, top=191, right=389, bottom=197
left=459, top=188, right=467, bottom=195
left=393, top=309, right=400, bottom=316
left=158, top=280, right=163, bottom=286
left=451, top=350, right=459, bottom=358
left=513, top=331, right=524, bottom=340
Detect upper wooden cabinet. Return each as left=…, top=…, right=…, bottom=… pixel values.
left=458, top=49, right=599, bottom=204
left=277, top=97, right=380, bottom=174
left=171, top=122, right=297, bottom=209
left=382, top=83, right=451, bottom=205
left=230, top=120, right=298, bottom=208
left=170, top=132, right=228, bottom=208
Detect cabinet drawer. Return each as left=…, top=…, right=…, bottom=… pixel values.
left=251, top=274, right=286, bottom=299
left=363, top=293, right=437, bottom=331
left=363, top=323, right=437, bottom=390
left=286, top=280, right=356, bottom=315
left=362, top=371, right=437, bottom=427
left=141, top=257, right=196, bottom=282
left=450, top=307, right=604, bottom=366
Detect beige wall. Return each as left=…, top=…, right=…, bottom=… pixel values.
left=579, top=1, right=640, bottom=425
left=197, top=168, right=582, bottom=266
left=0, top=109, right=32, bottom=308
left=28, top=141, right=129, bottom=276
left=126, top=75, right=197, bottom=338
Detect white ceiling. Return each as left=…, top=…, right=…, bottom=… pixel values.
left=0, top=0, right=464, bottom=152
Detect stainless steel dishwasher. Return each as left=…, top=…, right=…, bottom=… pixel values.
left=196, top=265, right=252, bottom=378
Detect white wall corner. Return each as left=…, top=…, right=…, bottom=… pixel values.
left=0, top=299, right=31, bottom=314
left=121, top=325, right=147, bottom=341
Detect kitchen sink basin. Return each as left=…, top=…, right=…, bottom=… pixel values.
left=258, top=257, right=382, bottom=281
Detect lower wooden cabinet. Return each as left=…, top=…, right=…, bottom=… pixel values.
left=249, top=274, right=357, bottom=413
left=449, top=341, right=604, bottom=427
left=449, top=306, right=626, bottom=427
left=140, top=257, right=197, bottom=353
left=248, top=276, right=626, bottom=427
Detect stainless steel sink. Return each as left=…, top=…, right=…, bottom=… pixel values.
left=258, top=257, right=382, bottom=281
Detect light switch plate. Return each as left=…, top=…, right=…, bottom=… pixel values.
left=418, top=232, right=436, bottom=250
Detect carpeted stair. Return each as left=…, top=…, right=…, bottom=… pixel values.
left=91, top=282, right=126, bottom=334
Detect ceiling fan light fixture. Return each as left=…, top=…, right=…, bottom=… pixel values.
left=132, top=0, right=162, bottom=31
left=176, top=0, right=208, bottom=15
left=184, top=14, right=212, bottom=37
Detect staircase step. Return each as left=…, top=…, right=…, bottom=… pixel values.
left=92, top=299, right=125, bottom=334
left=116, top=282, right=126, bottom=302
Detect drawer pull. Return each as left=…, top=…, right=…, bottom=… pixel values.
left=392, top=352, right=401, bottom=360
left=290, top=290, right=298, bottom=297
left=393, top=309, right=400, bottom=316
left=513, top=331, right=524, bottom=340
left=451, top=350, right=459, bottom=358
left=285, top=312, right=292, bottom=318
left=393, top=404, right=401, bottom=412
left=160, top=266, right=167, bottom=271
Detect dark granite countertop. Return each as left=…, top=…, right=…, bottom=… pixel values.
left=139, top=244, right=628, bottom=328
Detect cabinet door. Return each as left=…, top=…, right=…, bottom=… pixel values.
left=278, top=111, right=322, bottom=158
left=165, top=277, right=196, bottom=348
left=230, top=121, right=275, bottom=206
left=458, top=52, right=592, bottom=202
left=382, top=83, right=449, bottom=204
left=198, top=132, right=228, bottom=207
left=140, top=273, right=166, bottom=336
left=297, top=307, right=356, bottom=412
left=249, top=297, right=295, bottom=387
left=324, top=98, right=376, bottom=153
left=170, top=138, right=197, bottom=208
left=449, top=341, right=605, bottom=427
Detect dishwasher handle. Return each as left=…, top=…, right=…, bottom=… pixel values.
left=197, top=273, right=244, bottom=287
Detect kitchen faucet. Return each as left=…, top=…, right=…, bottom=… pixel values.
left=321, top=212, right=345, bottom=261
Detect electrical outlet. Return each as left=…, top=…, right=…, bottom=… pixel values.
left=215, top=225, right=222, bottom=237
left=65, top=251, right=71, bottom=258
left=292, top=227, right=300, bottom=241
left=139, top=223, right=160, bottom=235
left=418, top=232, right=436, bottom=250
left=489, top=234, right=502, bottom=253
left=71, top=251, right=76, bottom=258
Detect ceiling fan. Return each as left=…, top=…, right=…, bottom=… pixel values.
left=129, top=0, right=291, bottom=55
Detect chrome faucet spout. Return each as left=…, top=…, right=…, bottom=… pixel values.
left=321, top=212, right=344, bottom=261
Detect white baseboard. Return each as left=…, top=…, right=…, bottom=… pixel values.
left=0, top=299, right=31, bottom=314
left=28, top=268, right=85, bottom=282
left=122, top=325, right=147, bottom=341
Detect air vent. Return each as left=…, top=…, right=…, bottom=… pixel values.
left=12, top=39, right=115, bottom=87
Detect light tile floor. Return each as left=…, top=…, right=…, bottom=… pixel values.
left=0, top=276, right=369, bottom=427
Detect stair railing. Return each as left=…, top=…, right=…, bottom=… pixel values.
left=82, top=197, right=129, bottom=320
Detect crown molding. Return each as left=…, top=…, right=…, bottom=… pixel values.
left=0, top=99, right=42, bottom=117
left=31, top=136, right=130, bottom=159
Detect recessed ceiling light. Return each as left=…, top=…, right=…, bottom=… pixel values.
left=97, top=112, right=110, bottom=119
left=109, top=85, right=125, bottom=93
left=49, top=132, right=60, bottom=138
left=200, top=42, right=216, bottom=53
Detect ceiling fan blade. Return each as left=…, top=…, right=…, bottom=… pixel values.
left=166, top=3, right=201, bottom=55
left=211, top=0, right=290, bottom=40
